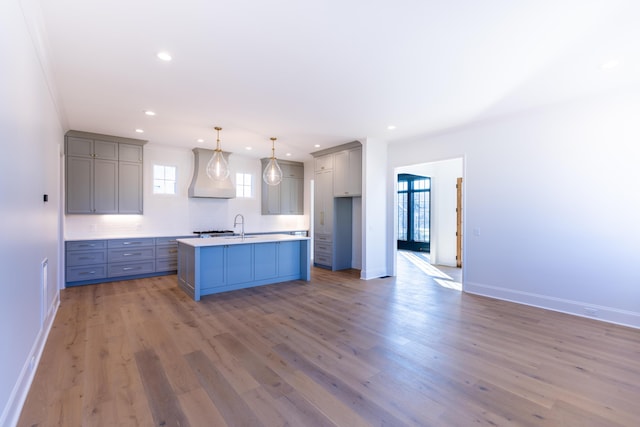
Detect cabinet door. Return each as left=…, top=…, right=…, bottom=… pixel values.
left=66, top=137, right=93, bottom=158
left=66, top=156, right=93, bottom=213
left=94, top=159, right=118, bottom=213
left=94, top=140, right=118, bottom=160
left=118, top=161, right=143, bottom=214
left=333, top=151, right=348, bottom=196
left=278, top=241, right=301, bottom=277
left=315, top=154, right=333, bottom=172
left=334, top=148, right=362, bottom=197
left=281, top=178, right=303, bottom=214
left=226, top=244, right=253, bottom=284
left=255, top=243, right=277, bottom=280
left=199, top=246, right=225, bottom=289
left=348, top=147, right=362, bottom=196
left=262, top=180, right=280, bottom=214
left=119, top=144, right=143, bottom=162
left=314, top=170, right=333, bottom=234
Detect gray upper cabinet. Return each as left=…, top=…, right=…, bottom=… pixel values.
left=333, top=147, right=362, bottom=197
left=261, top=159, right=304, bottom=215
left=65, top=131, right=146, bottom=214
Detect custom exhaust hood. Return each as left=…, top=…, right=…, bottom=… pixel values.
left=188, top=147, right=235, bottom=198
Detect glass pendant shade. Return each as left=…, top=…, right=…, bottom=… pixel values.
left=263, top=137, right=283, bottom=186
left=263, top=157, right=283, bottom=186
left=206, top=126, right=230, bottom=181
left=206, top=149, right=229, bottom=180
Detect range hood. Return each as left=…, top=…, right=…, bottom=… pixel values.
left=188, top=147, right=235, bottom=198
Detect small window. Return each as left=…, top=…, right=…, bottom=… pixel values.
left=236, top=173, right=252, bottom=198
left=153, top=165, right=177, bottom=194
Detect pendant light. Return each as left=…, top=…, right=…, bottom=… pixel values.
left=206, top=126, right=230, bottom=181
left=263, top=137, right=283, bottom=186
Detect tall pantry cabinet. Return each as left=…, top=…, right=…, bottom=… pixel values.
left=312, top=141, right=362, bottom=270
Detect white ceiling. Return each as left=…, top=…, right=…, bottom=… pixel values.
left=37, top=0, right=640, bottom=161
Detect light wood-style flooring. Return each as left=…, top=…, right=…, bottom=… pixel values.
left=18, top=261, right=640, bottom=426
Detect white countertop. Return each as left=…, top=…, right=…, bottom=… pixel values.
left=177, top=233, right=310, bottom=247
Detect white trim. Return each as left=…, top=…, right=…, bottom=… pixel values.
left=465, top=281, right=640, bottom=330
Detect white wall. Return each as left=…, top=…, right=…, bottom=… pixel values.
left=362, top=138, right=388, bottom=279
left=0, top=0, right=62, bottom=424
left=388, top=88, right=640, bottom=328
left=398, top=158, right=463, bottom=267
left=65, top=145, right=310, bottom=239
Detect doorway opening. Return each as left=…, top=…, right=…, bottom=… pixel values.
left=394, top=157, right=463, bottom=290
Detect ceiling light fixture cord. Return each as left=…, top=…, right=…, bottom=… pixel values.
left=263, top=137, right=283, bottom=186
left=206, top=126, right=230, bottom=181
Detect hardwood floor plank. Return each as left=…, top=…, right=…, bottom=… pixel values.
left=134, top=348, right=190, bottom=427
left=213, top=333, right=294, bottom=398
left=178, top=388, right=229, bottom=427
left=185, top=350, right=264, bottom=427
left=273, top=342, right=409, bottom=426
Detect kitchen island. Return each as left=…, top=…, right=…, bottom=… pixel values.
left=177, top=234, right=311, bottom=301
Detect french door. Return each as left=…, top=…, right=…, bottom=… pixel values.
left=397, top=174, right=430, bottom=252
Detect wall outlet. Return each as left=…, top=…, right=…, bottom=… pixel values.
left=584, top=307, right=599, bottom=317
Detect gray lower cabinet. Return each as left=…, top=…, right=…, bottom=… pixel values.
left=65, top=131, right=145, bottom=214
left=155, top=236, right=191, bottom=272
left=261, top=159, right=304, bottom=215
left=66, top=235, right=191, bottom=286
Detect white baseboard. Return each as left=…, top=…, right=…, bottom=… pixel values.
left=361, top=268, right=388, bottom=280
left=1, top=293, right=60, bottom=427
left=465, top=281, right=640, bottom=330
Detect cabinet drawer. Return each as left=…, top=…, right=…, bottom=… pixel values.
left=67, top=265, right=107, bottom=282
left=66, top=250, right=107, bottom=266
left=156, top=259, right=178, bottom=272
left=156, top=236, right=181, bottom=246
left=66, top=240, right=107, bottom=251
left=108, top=238, right=154, bottom=248
left=156, top=246, right=178, bottom=259
left=314, top=241, right=332, bottom=254
left=314, top=253, right=332, bottom=267
left=108, top=261, right=155, bottom=277
left=108, top=247, right=155, bottom=263
left=314, top=233, right=332, bottom=243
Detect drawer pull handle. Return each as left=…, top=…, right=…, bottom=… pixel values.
left=123, top=253, right=141, bottom=257
left=79, top=271, right=96, bottom=275
left=122, top=242, right=141, bottom=245
left=78, top=256, right=94, bottom=260
left=123, top=267, right=136, bottom=271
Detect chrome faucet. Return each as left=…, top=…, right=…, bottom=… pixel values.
left=233, top=214, right=245, bottom=239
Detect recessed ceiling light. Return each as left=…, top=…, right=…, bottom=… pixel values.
left=600, top=59, right=620, bottom=70
left=387, top=125, right=397, bottom=130
left=245, top=146, right=253, bottom=151
left=135, top=129, right=144, bottom=133
left=144, top=110, right=156, bottom=116
left=285, top=153, right=292, bottom=157
left=314, top=144, right=320, bottom=148
left=197, top=138, right=204, bottom=143
left=157, top=51, right=172, bottom=61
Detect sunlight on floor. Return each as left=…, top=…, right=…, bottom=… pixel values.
left=399, top=251, right=462, bottom=291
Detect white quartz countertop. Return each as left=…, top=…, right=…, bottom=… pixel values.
left=177, top=233, right=310, bottom=247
